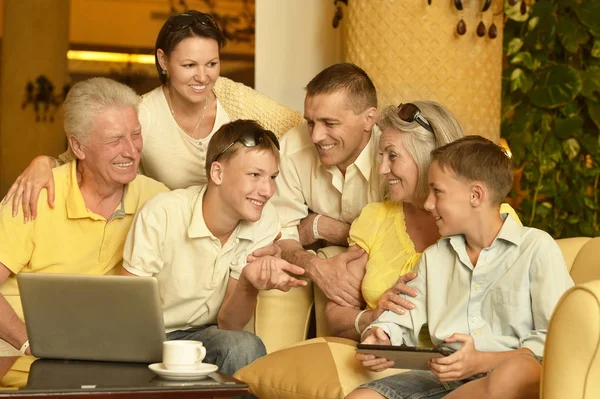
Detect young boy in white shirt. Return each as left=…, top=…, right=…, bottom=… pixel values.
left=121, top=120, right=307, bottom=377
left=349, top=136, right=573, bottom=399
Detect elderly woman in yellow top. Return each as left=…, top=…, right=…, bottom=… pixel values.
left=325, top=101, right=518, bottom=340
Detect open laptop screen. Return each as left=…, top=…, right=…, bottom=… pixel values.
left=18, top=273, right=165, bottom=363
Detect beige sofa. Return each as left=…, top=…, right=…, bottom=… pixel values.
left=541, top=237, right=600, bottom=399
left=238, top=237, right=600, bottom=398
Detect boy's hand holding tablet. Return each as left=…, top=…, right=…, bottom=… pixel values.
left=356, top=327, right=451, bottom=371
left=355, top=327, right=395, bottom=372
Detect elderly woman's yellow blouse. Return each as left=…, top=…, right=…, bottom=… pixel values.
left=349, top=201, right=520, bottom=310
left=349, top=201, right=420, bottom=310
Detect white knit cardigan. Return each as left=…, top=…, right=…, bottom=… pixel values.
left=59, top=77, right=303, bottom=163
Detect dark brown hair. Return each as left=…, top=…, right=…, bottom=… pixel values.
left=155, top=10, right=226, bottom=84
left=305, top=63, right=377, bottom=114
left=205, top=120, right=280, bottom=178
left=430, top=135, right=513, bottom=205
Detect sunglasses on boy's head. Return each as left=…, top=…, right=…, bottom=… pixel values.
left=168, top=12, right=218, bottom=31
left=397, top=103, right=435, bottom=134
left=215, top=130, right=280, bottom=161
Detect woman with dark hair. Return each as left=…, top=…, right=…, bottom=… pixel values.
left=4, top=10, right=302, bottom=217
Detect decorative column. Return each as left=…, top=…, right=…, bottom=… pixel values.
left=0, top=0, right=70, bottom=195
left=345, top=0, right=504, bottom=141
left=256, top=0, right=343, bottom=112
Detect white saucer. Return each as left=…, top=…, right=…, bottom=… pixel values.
left=148, top=363, right=219, bottom=381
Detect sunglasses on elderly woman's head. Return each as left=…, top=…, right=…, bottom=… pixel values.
left=215, top=130, right=280, bottom=160
left=167, top=11, right=218, bottom=32
left=397, top=103, right=435, bottom=134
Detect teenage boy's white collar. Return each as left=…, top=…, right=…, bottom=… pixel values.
left=187, top=185, right=255, bottom=241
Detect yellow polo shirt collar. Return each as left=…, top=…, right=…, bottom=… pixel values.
left=65, top=161, right=132, bottom=221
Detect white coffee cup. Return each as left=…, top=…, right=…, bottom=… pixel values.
left=162, top=340, right=207, bottom=371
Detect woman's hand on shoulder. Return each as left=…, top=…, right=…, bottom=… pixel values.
left=2, top=155, right=57, bottom=222
left=374, top=272, right=419, bottom=318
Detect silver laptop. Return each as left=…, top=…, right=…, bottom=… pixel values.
left=18, top=273, right=165, bottom=363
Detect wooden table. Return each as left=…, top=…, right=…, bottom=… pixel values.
left=0, top=356, right=247, bottom=399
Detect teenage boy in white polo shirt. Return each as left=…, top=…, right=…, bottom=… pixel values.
left=350, top=136, right=573, bottom=399
left=121, top=120, right=306, bottom=377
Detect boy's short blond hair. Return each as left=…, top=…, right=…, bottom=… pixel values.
left=205, top=120, right=280, bottom=179
left=430, top=135, right=513, bottom=205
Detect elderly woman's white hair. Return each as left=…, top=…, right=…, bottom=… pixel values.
left=63, top=77, right=140, bottom=143
left=378, top=101, right=465, bottom=204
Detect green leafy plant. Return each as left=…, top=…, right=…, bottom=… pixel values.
left=502, top=0, right=600, bottom=237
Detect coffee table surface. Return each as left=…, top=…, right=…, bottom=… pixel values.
left=0, top=355, right=247, bottom=398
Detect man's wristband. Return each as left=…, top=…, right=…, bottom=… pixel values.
left=354, top=309, right=368, bottom=336
left=313, top=214, right=323, bottom=240
left=19, top=340, right=30, bottom=355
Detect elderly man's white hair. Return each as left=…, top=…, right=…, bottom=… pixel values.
left=63, top=77, right=140, bottom=143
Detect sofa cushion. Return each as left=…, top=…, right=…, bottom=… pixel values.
left=541, top=280, right=600, bottom=399
left=569, top=237, right=600, bottom=284
left=234, top=337, right=404, bottom=399
left=555, top=237, right=592, bottom=274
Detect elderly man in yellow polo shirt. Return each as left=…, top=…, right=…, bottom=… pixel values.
left=0, top=77, right=168, bottom=356
left=121, top=119, right=307, bottom=378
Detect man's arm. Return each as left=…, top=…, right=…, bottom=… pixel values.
left=0, top=197, right=36, bottom=354
left=325, top=304, right=376, bottom=340
left=279, top=239, right=364, bottom=308
left=0, top=264, right=30, bottom=354
left=278, top=238, right=319, bottom=277
left=326, top=272, right=419, bottom=339
left=298, top=213, right=351, bottom=247
left=324, top=249, right=368, bottom=339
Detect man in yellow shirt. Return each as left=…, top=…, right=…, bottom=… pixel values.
left=0, top=78, right=167, bottom=356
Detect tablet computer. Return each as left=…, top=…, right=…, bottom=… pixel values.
left=356, top=344, right=451, bottom=370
